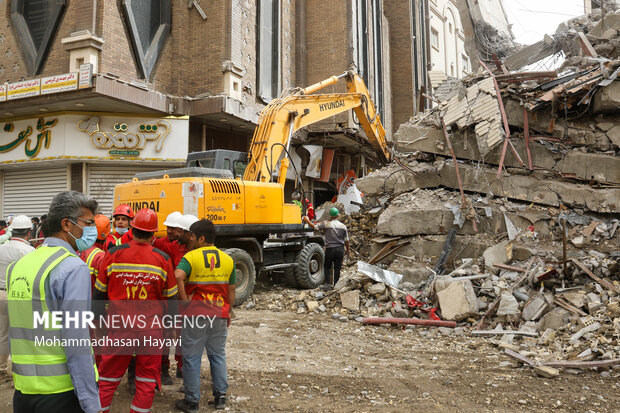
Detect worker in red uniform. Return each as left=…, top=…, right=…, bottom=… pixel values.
left=104, top=204, right=134, bottom=251
left=78, top=214, right=110, bottom=288
left=153, top=211, right=185, bottom=384
left=94, top=208, right=178, bottom=413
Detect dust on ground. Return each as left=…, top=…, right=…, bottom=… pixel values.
left=0, top=284, right=618, bottom=412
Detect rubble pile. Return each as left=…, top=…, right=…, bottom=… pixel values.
left=299, top=8, right=620, bottom=375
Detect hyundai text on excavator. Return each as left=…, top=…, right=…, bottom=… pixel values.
left=113, top=71, right=391, bottom=304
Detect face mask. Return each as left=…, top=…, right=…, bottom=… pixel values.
left=116, top=227, right=129, bottom=235
left=68, top=220, right=98, bottom=251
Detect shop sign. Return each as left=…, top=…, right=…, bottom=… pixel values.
left=0, top=114, right=188, bottom=164
left=0, top=117, right=58, bottom=158
left=78, top=116, right=174, bottom=156
left=0, top=84, right=6, bottom=102
left=7, top=79, right=40, bottom=100
left=41, top=72, right=78, bottom=95
left=79, top=63, right=93, bottom=89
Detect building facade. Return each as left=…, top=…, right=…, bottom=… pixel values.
left=0, top=0, right=426, bottom=217
left=428, top=0, right=470, bottom=81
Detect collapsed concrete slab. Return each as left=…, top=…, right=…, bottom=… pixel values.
left=355, top=162, right=440, bottom=196
left=439, top=162, right=620, bottom=213
left=375, top=190, right=552, bottom=236
left=394, top=122, right=620, bottom=183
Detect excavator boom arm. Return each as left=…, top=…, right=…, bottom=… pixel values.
left=243, top=71, right=391, bottom=183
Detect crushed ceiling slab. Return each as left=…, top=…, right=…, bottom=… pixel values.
left=440, top=77, right=504, bottom=156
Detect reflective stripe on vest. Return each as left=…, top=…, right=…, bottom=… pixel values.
left=6, top=246, right=97, bottom=394
left=85, top=247, right=103, bottom=276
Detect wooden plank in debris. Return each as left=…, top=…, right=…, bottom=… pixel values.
left=553, top=297, right=587, bottom=317
left=582, top=220, right=600, bottom=237
left=571, top=258, right=620, bottom=295
left=577, top=32, right=598, bottom=57
left=494, top=264, right=527, bottom=273
left=368, top=239, right=410, bottom=265
left=504, top=349, right=537, bottom=366
left=543, top=359, right=620, bottom=369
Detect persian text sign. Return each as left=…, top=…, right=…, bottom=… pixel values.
left=78, top=63, right=93, bottom=89
left=41, top=73, right=78, bottom=95
left=0, top=84, right=6, bottom=102
left=7, top=79, right=40, bottom=100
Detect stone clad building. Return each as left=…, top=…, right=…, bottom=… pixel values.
left=0, top=0, right=431, bottom=216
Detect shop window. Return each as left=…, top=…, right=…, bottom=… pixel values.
left=257, top=0, right=281, bottom=102
left=431, top=28, right=439, bottom=50
left=121, top=0, right=171, bottom=80
left=10, top=0, right=67, bottom=75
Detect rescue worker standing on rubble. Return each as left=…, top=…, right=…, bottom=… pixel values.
left=7, top=191, right=101, bottom=413
left=0, top=215, right=35, bottom=383
left=78, top=214, right=110, bottom=288
left=104, top=204, right=134, bottom=251
left=94, top=208, right=178, bottom=413
left=303, top=208, right=350, bottom=286
left=174, top=219, right=235, bottom=412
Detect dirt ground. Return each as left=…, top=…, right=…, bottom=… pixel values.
left=1, top=285, right=619, bottom=412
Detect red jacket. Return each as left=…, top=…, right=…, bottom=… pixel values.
left=153, top=237, right=188, bottom=268
left=96, top=240, right=177, bottom=302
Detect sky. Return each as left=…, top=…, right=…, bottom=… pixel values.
left=502, top=0, right=586, bottom=44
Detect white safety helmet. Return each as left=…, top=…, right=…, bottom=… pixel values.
left=163, top=211, right=183, bottom=228
left=179, top=214, right=199, bottom=231
left=11, top=215, right=32, bottom=230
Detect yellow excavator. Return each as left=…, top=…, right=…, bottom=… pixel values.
left=114, top=71, right=391, bottom=304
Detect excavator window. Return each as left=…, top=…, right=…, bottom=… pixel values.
left=233, top=160, right=247, bottom=178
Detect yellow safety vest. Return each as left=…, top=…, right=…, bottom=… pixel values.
left=7, top=246, right=97, bottom=394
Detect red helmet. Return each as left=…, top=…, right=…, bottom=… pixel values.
left=113, top=204, right=135, bottom=219
left=131, top=208, right=159, bottom=232
left=94, top=214, right=111, bottom=240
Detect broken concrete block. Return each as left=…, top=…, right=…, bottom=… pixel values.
left=569, top=322, right=601, bottom=343
left=522, top=296, right=547, bottom=321
left=366, top=282, right=386, bottom=296
left=539, top=308, right=568, bottom=331
left=601, top=28, right=618, bottom=40
left=571, top=235, right=585, bottom=246
left=339, top=290, right=360, bottom=312
left=483, top=240, right=513, bottom=272
left=497, top=292, right=519, bottom=317
left=436, top=280, right=479, bottom=321
left=561, top=291, right=586, bottom=309
left=606, top=124, right=620, bottom=147
left=533, top=365, right=559, bottom=378
left=538, top=329, right=556, bottom=345
left=306, top=301, right=320, bottom=312
left=391, top=301, right=409, bottom=318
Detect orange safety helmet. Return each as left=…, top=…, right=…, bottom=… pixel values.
left=113, top=204, right=135, bottom=219
left=131, top=208, right=159, bottom=232
left=94, top=214, right=111, bottom=240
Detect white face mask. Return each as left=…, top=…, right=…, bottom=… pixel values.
left=116, top=227, right=129, bottom=235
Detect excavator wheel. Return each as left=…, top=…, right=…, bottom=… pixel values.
left=224, top=248, right=256, bottom=306
left=283, top=267, right=299, bottom=288
left=294, top=243, right=325, bottom=289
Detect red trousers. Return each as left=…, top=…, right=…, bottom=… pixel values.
left=98, top=332, right=162, bottom=412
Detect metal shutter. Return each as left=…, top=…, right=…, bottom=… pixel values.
left=87, top=165, right=165, bottom=216
left=2, top=167, right=68, bottom=217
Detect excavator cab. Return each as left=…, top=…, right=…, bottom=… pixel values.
left=186, top=149, right=249, bottom=178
